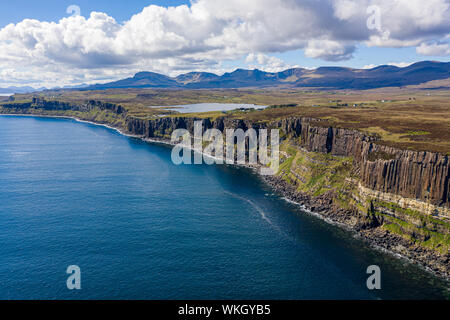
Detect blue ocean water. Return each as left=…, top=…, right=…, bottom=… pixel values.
left=0, top=115, right=447, bottom=300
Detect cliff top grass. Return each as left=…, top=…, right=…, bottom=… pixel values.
left=6, top=84, right=450, bottom=154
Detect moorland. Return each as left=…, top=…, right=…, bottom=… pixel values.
left=2, top=80, right=449, bottom=154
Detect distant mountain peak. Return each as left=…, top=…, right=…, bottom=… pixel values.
left=79, top=61, right=449, bottom=91
left=134, top=71, right=171, bottom=79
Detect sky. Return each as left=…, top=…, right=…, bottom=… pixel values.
left=0, top=0, right=448, bottom=88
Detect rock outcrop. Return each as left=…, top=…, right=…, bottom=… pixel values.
left=29, top=98, right=127, bottom=114
left=124, top=116, right=449, bottom=212
left=1, top=100, right=448, bottom=277
left=5, top=99, right=446, bottom=213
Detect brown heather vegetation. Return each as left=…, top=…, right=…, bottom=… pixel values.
left=2, top=83, right=449, bottom=274
left=4, top=80, right=450, bottom=154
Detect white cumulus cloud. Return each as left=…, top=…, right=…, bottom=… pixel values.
left=245, top=53, right=297, bottom=72
left=0, top=0, right=448, bottom=87
left=304, top=40, right=355, bottom=61
left=416, top=42, right=450, bottom=56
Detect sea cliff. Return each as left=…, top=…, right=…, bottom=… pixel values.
left=1, top=99, right=448, bottom=278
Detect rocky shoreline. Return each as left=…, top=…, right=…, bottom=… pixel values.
left=1, top=111, right=449, bottom=283
left=263, top=174, right=449, bottom=281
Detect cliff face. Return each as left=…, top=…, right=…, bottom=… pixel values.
left=30, top=98, right=127, bottom=114
left=1, top=102, right=448, bottom=276
left=1, top=99, right=447, bottom=212
left=360, top=145, right=449, bottom=209
left=124, top=116, right=449, bottom=211
left=1, top=98, right=127, bottom=114
left=275, top=118, right=449, bottom=209
left=126, top=116, right=263, bottom=137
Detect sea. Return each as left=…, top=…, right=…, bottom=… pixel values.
left=0, top=115, right=447, bottom=299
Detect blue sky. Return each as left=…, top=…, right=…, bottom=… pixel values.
left=0, top=0, right=448, bottom=87
left=0, top=1, right=187, bottom=27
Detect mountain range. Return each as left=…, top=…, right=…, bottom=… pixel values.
left=0, top=86, right=47, bottom=94
left=83, top=61, right=450, bottom=91
left=0, top=83, right=92, bottom=94
left=1, top=61, right=449, bottom=94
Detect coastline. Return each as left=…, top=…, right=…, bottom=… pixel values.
left=263, top=174, right=450, bottom=282
left=1, top=113, right=449, bottom=283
